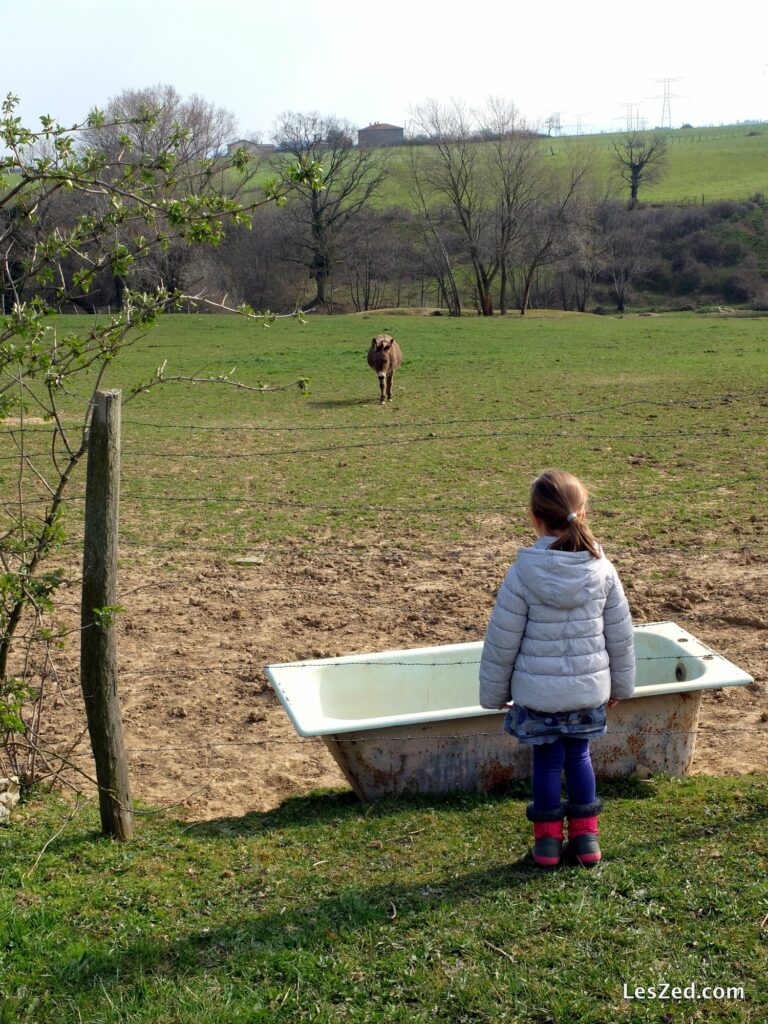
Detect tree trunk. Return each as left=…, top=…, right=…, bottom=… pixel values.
left=630, top=168, right=641, bottom=209
left=303, top=251, right=331, bottom=311
left=315, top=262, right=330, bottom=310
left=436, top=269, right=461, bottom=317
left=499, top=258, right=508, bottom=315
left=520, top=271, right=535, bottom=315
left=114, top=274, right=128, bottom=311
left=446, top=276, right=462, bottom=317
left=472, top=261, right=494, bottom=316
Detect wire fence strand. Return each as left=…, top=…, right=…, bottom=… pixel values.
left=3, top=386, right=767, bottom=440
left=49, top=723, right=768, bottom=758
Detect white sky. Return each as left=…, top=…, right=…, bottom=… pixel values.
left=3, top=0, right=766, bottom=139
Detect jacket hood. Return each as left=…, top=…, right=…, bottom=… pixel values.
left=515, top=536, right=610, bottom=610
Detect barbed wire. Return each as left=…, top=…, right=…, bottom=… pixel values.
left=5, top=425, right=765, bottom=467
left=51, top=723, right=768, bottom=757
left=6, top=546, right=768, bottom=582
left=5, top=472, right=763, bottom=517
left=0, top=621, right=92, bottom=646
left=111, top=653, right=742, bottom=677
left=97, top=569, right=753, bottom=594
left=4, top=381, right=765, bottom=793
left=3, top=386, right=767, bottom=440
left=109, top=473, right=764, bottom=512
left=115, top=426, right=767, bottom=461
left=119, top=385, right=768, bottom=431
left=23, top=533, right=766, bottom=557
left=122, top=544, right=768, bottom=560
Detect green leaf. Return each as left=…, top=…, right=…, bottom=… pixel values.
left=91, top=604, right=125, bottom=629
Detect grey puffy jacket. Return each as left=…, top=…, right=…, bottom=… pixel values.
left=479, top=537, right=635, bottom=713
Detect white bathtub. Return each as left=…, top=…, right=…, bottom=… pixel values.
left=266, top=622, right=753, bottom=799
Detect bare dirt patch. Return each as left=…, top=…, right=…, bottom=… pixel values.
left=39, top=533, right=766, bottom=820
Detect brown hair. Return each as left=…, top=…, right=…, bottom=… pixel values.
left=530, top=469, right=602, bottom=559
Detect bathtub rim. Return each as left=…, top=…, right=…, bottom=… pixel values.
left=265, top=621, right=753, bottom=738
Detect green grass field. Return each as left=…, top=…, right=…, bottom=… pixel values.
left=5, top=311, right=765, bottom=559
left=60, top=311, right=768, bottom=559
left=357, top=124, right=768, bottom=209
left=2, top=774, right=766, bottom=1023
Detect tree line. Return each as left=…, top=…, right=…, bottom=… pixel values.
left=3, top=86, right=767, bottom=319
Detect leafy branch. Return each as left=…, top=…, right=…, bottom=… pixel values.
left=1, top=91, right=321, bottom=782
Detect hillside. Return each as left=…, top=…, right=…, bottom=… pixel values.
left=556, top=124, right=768, bottom=204
left=372, top=123, right=768, bottom=208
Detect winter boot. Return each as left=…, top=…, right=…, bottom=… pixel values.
left=526, top=802, right=566, bottom=868
left=563, top=799, right=604, bottom=867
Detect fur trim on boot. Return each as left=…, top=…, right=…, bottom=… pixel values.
left=563, top=799, right=603, bottom=819
left=526, top=801, right=567, bottom=823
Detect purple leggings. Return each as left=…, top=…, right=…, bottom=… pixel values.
left=532, top=737, right=597, bottom=812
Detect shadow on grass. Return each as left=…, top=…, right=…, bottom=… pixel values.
left=307, top=397, right=376, bottom=409
left=181, top=776, right=656, bottom=839
left=55, top=848, right=542, bottom=992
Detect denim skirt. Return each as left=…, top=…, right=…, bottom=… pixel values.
left=503, top=703, right=608, bottom=746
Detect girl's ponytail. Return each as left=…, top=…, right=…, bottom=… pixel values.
left=531, top=470, right=602, bottom=559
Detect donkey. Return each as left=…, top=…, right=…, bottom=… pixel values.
left=367, top=334, right=402, bottom=403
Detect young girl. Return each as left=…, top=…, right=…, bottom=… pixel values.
left=479, top=469, right=635, bottom=868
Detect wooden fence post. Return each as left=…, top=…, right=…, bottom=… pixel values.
left=80, top=389, right=133, bottom=840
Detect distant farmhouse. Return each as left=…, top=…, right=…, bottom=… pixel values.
left=357, top=123, right=404, bottom=148
left=226, top=140, right=276, bottom=157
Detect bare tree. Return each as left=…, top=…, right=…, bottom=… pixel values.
left=516, top=151, right=592, bottom=315
left=400, top=145, right=463, bottom=315
left=82, top=85, right=262, bottom=305
left=88, top=84, right=240, bottom=195
left=601, top=204, right=653, bottom=311
left=559, top=189, right=617, bottom=311
left=340, top=208, right=410, bottom=312
left=409, top=98, right=548, bottom=316
left=613, top=131, right=669, bottom=209
left=478, top=98, right=542, bottom=314
left=195, top=203, right=309, bottom=312
left=408, top=100, right=498, bottom=315
left=270, top=112, right=387, bottom=311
